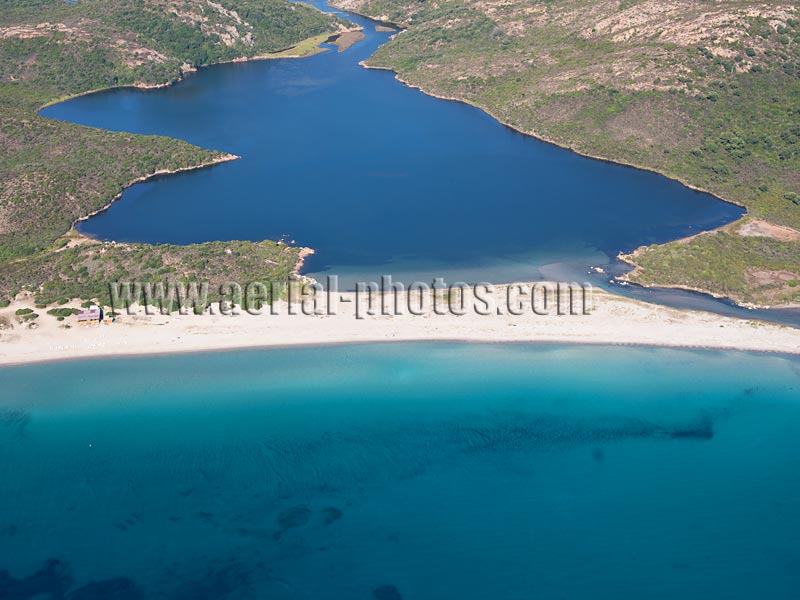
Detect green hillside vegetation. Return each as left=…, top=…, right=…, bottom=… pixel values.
left=0, top=238, right=303, bottom=307
left=2, top=0, right=342, bottom=97
left=0, top=0, right=345, bottom=305
left=0, top=102, right=229, bottom=261
left=623, top=222, right=800, bottom=305
left=334, top=0, right=800, bottom=305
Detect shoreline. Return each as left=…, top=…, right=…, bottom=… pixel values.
left=4, top=338, right=799, bottom=370
left=36, top=27, right=349, bottom=111
left=33, top=24, right=346, bottom=271
left=617, top=224, right=800, bottom=310
left=342, top=7, right=750, bottom=212
left=292, top=247, right=316, bottom=277
left=360, top=62, right=751, bottom=214
left=347, top=26, right=745, bottom=211
left=70, top=153, right=241, bottom=238
left=1, top=286, right=798, bottom=367
left=615, top=249, right=799, bottom=311
left=359, top=62, right=769, bottom=309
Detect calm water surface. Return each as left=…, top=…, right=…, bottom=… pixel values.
left=41, top=1, right=743, bottom=289
left=1, top=343, right=800, bottom=599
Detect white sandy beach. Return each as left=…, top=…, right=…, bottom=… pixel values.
left=0, top=284, right=798, bottom=366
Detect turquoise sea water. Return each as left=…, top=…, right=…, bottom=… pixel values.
left=1, top=343, right=800, bottom=599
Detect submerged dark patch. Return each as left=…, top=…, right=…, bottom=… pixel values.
left=669, top=416, right=714, bottom=440
left=68, top=578, right=143, bottom=600
left=169, top=563, right=252, bottom=600
left=320, top=506, right=343, bottom=525
left=373, top=584, right=403, bottom=600
left=454, top=413, right=716, bottom=454
left=0, top=559, right=72, bottom=599
left=0, top=410, right=30, bottom=436
left=275, top=504, right=312, bottom=538
left=0, top=560, right=140, bottom=600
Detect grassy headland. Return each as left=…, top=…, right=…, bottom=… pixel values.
left=0, top=238, right=304, bottom=308
left=0, top=0, right=349, bottom=307
left=334, top=0, right=800, bottom=306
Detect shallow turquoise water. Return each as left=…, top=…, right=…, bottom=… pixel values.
left=1, top=343, right=799, bottom=599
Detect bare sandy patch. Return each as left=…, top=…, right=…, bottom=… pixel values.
left=746, top=268, right=800, bottom=288
left=330, top=30, right=365, bottom=52
left=737, top=219, right=800, bottom=242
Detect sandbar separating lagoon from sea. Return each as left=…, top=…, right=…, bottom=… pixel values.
left=1, top=284, right=798, bottom=366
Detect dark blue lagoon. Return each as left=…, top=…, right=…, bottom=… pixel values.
left=40, top=1, right=743, bottom=288
left=1, top=344, right=800, bottom=599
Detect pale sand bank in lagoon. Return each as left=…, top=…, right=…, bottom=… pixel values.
left=330, top=30, right=366, bottom=52
left=1, top=285, right=798, bottom=366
